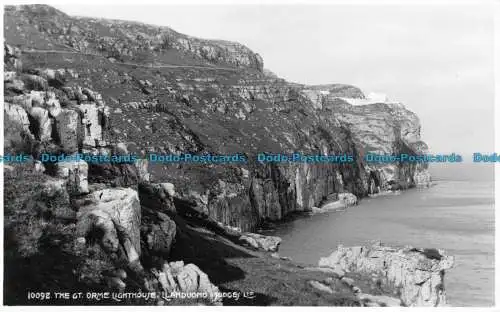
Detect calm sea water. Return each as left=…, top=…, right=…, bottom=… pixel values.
left=269, top=164, right=495, bottom=307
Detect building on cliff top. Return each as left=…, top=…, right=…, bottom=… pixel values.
left=337, top=92, right=402, bottom=106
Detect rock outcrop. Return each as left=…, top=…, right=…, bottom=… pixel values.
left=312, top=192, right=358, bottom=213
left=77, top=188, right=142, bottom=263
left=5, top=5, right=263, bottom=72
left=239, top=232, right=282, bottom=252
left=152, top=261, right=222, bottom=305
left=4, top=71, right=109, bottom=155
left=318, top=243, right=455, bottom=307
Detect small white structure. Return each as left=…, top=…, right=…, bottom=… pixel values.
left=337, top=92, right=401, bottom=106
left=366, top=92, right=389, bottom=103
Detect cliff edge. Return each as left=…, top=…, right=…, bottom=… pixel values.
left=4, top=4, right=438, bottom=306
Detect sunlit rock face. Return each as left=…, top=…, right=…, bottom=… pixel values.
left=301, top=84, right=430, bottom=192
left=332, top=102, right=429, bottom=190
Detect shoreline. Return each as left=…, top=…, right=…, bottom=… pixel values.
left=255, top=184, right=457, bottom=307
left=264, top=178, right=494, bottom=306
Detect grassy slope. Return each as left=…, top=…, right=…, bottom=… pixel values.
left=3, top=163, right=368, bottom=306
left=169, top=215, right=362, bottom=306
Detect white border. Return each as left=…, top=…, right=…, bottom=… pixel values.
left=493, top=0, right=499, bottom=309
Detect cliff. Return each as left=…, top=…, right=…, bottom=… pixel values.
left=4, top=4, right=437, bottom=306
left=5, top=4, right=263, bottom=71
left=5, top=4, right=431, bottom=231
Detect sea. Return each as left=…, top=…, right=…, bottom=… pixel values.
left=268, top=163, right=495, bottom=307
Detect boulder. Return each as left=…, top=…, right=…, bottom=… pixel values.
left=315, top=192, right=357, bottom=213
left=152, top=261, right=221, bottom=305
left=239, top=232, right=281, bottom=252
left=77, top=188, right=141, bottom=263
left=56, top=160, right=89, bottom=195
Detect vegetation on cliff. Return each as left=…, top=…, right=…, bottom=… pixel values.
left=4, top=4, right=438, bottom=306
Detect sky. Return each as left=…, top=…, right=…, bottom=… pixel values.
left=54, top=3, right=495, bottom=158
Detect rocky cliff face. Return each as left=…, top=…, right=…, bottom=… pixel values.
left=4, top=4, right=430, bottom=233
left=4, top=4, right=440, bottom=306
left=5, top=4, right=263, bottom=71
left=301, top=87, right=431, bottom=191
left=3, top=5, right=441, bottom=303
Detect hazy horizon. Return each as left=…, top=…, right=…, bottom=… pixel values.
left=52, top=4, right=495, bottom=156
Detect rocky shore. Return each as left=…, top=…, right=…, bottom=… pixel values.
left=318, top=243, right=455, bottom=307
left=4, top=4, right=440, bottom=307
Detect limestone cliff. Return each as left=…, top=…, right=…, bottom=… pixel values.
left=5, top=4, right=263, bottom=71
left=4, top=4, right=430, bottom=233
left=3, top=4, right=441, bottom=307
left=301, top=87, right=431, bottom=191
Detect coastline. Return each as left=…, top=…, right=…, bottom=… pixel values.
left=267, top=177, right=494, bottom=306
left=3, top=4, right=493, bottom=308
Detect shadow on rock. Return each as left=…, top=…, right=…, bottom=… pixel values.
left=169, top=214, right=254, bottom=285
